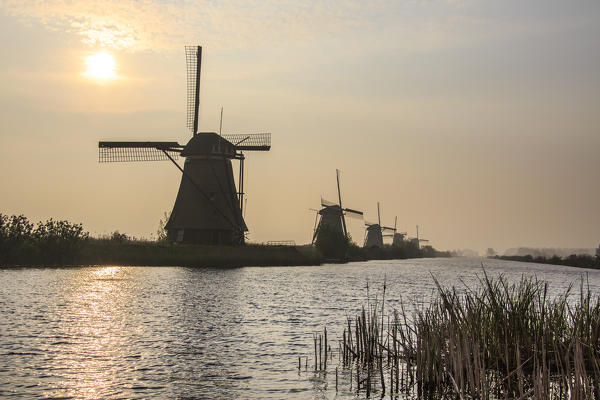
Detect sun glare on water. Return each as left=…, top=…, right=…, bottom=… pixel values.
left=84, top=52, right=117, bottom=81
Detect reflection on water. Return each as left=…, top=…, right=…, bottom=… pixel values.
left=1, top=259, right=600, bottom=399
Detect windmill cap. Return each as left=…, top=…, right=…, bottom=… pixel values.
left=319, top=205, right=342, bottom=215
left=181, top=132, right=236, bottom=157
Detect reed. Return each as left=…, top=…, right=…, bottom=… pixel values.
left=310, top=272, right=600, bottom=399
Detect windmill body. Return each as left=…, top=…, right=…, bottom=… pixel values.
left=316, top=205, right=344, bottom=235
left=165, top=133, right=247, bottom=244
left=364, top=224, right=384, bottom=248
left=392, top=232, right=406, bottom=246
left=98, top=46, right=271, bottom=245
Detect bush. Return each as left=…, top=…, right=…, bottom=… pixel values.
left=33, top=218, right=89, bottom=263
left=0, top=214, right=34, bottom=264
left=0, top=213, right=89, bottom=265
left=110, top=231, right=129, bottom=243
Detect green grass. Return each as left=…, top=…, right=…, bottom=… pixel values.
left=77, top=240, right=321, bottom=267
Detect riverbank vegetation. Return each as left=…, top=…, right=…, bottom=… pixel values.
left=0, top=214, right=89, bottom=265
left=0, top=213, right=319, bottom=267
left=1, top=213, right=449, bottom=267
left=494, top=254, right=600, bottom=269
left=307, top=274, right=600, bottom=399
left=81, top=239, right=320, bottom=267
left=347, top=242, right=451, bottom=261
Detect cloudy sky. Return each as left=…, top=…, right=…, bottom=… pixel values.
left=1, top=0, right=599, bottom=253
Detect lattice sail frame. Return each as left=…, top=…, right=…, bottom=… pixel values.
left=221, top=133, right=271, bottom=150
left=98, top=142, right=182, bottom=162
left=186, top=46, right=201, bottom=134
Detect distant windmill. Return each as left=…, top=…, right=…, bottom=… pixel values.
left=364, top=202, right=395, bottom=248
left=98, top=46, right=271, bottom=245
left=387, top=216, right=408, bottom=245
left=382, top=216, right=397, bottom=241
left=312, top=169, right=363, bottom=244
left=414, top=225, right=429, bottom=249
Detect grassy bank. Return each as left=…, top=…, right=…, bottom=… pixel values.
left=78, top=240, right=321, bottom=267
left=0, top=213, right=321, bottom=267
left=1, top=237, right=321, bottom=268
left=1, top=212, right=446, bottom=267
left=309, top=274, right=600, bottom=399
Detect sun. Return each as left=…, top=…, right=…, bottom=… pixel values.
left=84, top=52, right=117, bottom=81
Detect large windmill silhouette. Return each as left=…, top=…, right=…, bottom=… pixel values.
left=99, top=46, right=271, bottom=245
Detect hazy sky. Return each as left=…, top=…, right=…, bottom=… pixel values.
left=1, top=0, right=599, bottom=253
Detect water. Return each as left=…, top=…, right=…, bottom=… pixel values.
left=1, top=258, right=599, bottom=399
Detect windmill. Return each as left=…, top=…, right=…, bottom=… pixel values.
left=98, top=46, right=271, bottom=245
left=363, top=202, right=395, bottom=248
left=311, top=169, right=363, bottom=244
left=385, top=216, right=408, bottom=246
left=382, top=216, right=397, bottom=242
left=414, top=224, right=429, bottom=249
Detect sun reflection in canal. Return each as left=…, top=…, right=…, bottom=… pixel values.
left=53, top=266, right=135, bottom=399
left=93, top=265, right=122, bottom=279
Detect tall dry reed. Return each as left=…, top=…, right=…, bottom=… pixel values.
left=311, top=272, right=600, bottom=399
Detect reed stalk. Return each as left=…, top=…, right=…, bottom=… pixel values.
left=311, top=272, right=600, bottom=399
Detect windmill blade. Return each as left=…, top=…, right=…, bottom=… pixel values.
left=98, top=142, right=183, bottom=162
left=336, top=168, right=348, bottom=238
left=321, top=198, right=338, bottom=207
left=221, top=133, right=271, bottom=151
left=186, top=45, right=202, bottom=135
left=343, top=208, right=364, bottom=219
left=382, top=226, right=396, bottom=231
left=343, top=208, right=363, bottom=216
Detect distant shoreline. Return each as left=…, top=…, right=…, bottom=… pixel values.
left=0, top=241, right=321, bottom=268
left=493, top=254, right=600, bottom=270
left=0, top=239, right=454, bottom=268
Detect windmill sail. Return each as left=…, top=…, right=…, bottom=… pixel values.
left=186, top=45, right=202, bottom=134
left=321, top=198, right=337, bottom=207
left=344, top=209, right=364, bottom=219
left=221, top=133, right=271, bottom=151
left=98, top=142, right=182, bottom=162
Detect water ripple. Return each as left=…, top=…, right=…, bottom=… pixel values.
left=1, top=259, right=600, bottom=398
